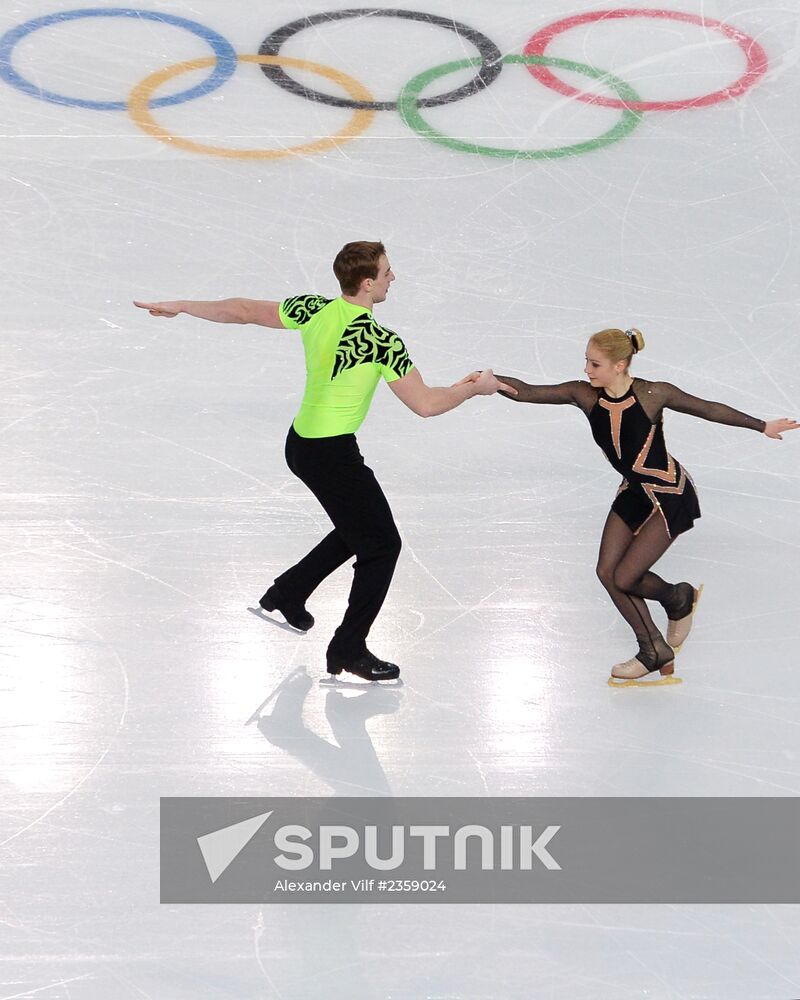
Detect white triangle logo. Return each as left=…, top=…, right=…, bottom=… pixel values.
left=197, top=810, right=273, bottom=883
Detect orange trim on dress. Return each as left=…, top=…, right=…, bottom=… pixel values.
left=598, top=396, right=636, bottom=460
left=632, top=425, right=677, bottom=483
left=640, top=466, right=689, bottom=540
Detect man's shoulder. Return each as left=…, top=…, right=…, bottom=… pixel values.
left=342, top=311, right=403, bottom=343
left=281, top=294, right=334, bottom=325
left=332, top=311, right=411, bottom=380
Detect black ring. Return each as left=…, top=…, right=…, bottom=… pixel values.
left=258, top=8, right=503, bottom=112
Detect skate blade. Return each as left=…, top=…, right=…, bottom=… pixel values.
left=608, top=675, right=683, bottom=688
left=672, top=583, right=704, bottom=655
left=320, top=676, right=404, bottom=689
left=247, top=606, right=305, bottom=634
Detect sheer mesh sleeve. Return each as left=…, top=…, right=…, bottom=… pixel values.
left=497, top=378, right=596, bottom=414
left=643, top=380, right=765, bottom=432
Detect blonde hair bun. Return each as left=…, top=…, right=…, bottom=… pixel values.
left=588, top=327, right=645, bottom=366
left=625, top=328, right=645, bottom=354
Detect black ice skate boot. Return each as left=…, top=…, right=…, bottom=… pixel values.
left=259, top=584, right=314, bottom=632
left=326, top=649, right=400, bottom=681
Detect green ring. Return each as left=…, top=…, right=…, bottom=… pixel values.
left=398, top=54, right=644, bottom=159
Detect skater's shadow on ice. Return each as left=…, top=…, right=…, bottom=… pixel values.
left=255, top=667, right=401, bottom=795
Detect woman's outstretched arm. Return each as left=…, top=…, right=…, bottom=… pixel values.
left=657, top=382, right=799, bottom=439
left=495, top=377, right=595, bottom=412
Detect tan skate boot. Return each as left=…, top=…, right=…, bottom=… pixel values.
left=608, top=647, right=679, bottom=688
left=666, top=584, right=704, bottom=654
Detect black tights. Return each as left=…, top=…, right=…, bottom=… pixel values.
left=596, top=511, right=692, bottom=669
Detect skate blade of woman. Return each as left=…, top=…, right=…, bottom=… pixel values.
left=608, top=674, right=683, bottom=689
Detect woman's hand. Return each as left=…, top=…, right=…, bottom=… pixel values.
left=763, top=418, right=800, bottom=440
left=453, top=371, right=518, bottom=395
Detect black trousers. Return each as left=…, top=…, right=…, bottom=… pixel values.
left=273, top=426, right=402, bottom=659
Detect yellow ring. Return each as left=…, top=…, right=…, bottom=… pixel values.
left=127, top=54, right=375, bottom=160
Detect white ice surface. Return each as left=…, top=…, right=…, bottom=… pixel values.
left=2, top=1, right=800, bottom=997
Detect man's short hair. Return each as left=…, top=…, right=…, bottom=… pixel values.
left=333, top=241, right=386, bottom=295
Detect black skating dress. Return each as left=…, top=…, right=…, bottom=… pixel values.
left=588, top=381, right=699, bottom=538
left=503, top=376, right=766, bottom=539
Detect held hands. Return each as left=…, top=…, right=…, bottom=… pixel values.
left=133, top=300, right=181, bottom=318
left=763, top=418, right=800, bottom=440
left=454, top=370, right=518, bottom=396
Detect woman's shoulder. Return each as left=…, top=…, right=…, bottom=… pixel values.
left=632, top=376, right=671, bottom=397
left=631, top=378, right=681, bottom=420
left=565, top=379, right=600, bottom=411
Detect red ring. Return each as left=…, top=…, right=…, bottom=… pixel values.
left=524, top=9, right=769, bottom=112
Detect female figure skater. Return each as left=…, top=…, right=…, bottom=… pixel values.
left=496, top=329, right=798, bottom=684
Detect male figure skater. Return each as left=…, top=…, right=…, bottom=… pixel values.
left=135, top=241, right=511, bottom=680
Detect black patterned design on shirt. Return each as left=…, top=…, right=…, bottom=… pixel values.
left=282, top=294, right=332, bottom=325
left=332, top=315, right=412, bottom=380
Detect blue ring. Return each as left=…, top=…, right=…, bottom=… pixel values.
left=0, top=8, right=237, bottom=110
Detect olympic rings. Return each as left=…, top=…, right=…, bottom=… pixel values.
left=258, top=9, right=503, bottom=112
left=0, top=6, right=772, bottom=162
left=0, top=8, right=237, bottom=111
left=399, top=55, right=643, bottom=159
left=127, top=54, right=375, bottom=160
left=524, top=9, right=769, bottom=112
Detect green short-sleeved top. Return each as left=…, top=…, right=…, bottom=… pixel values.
left=279, top=294, right=414, bottom=438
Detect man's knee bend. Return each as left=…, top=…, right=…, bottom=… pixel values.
left=377, top=533, right=401, bottom=566
left=357, top=531, right=401, bottom=564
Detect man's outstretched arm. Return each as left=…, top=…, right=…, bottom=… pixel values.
left=133, top=298, right=284, bottom=327
left=389, top=368, right=516, bottom=418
